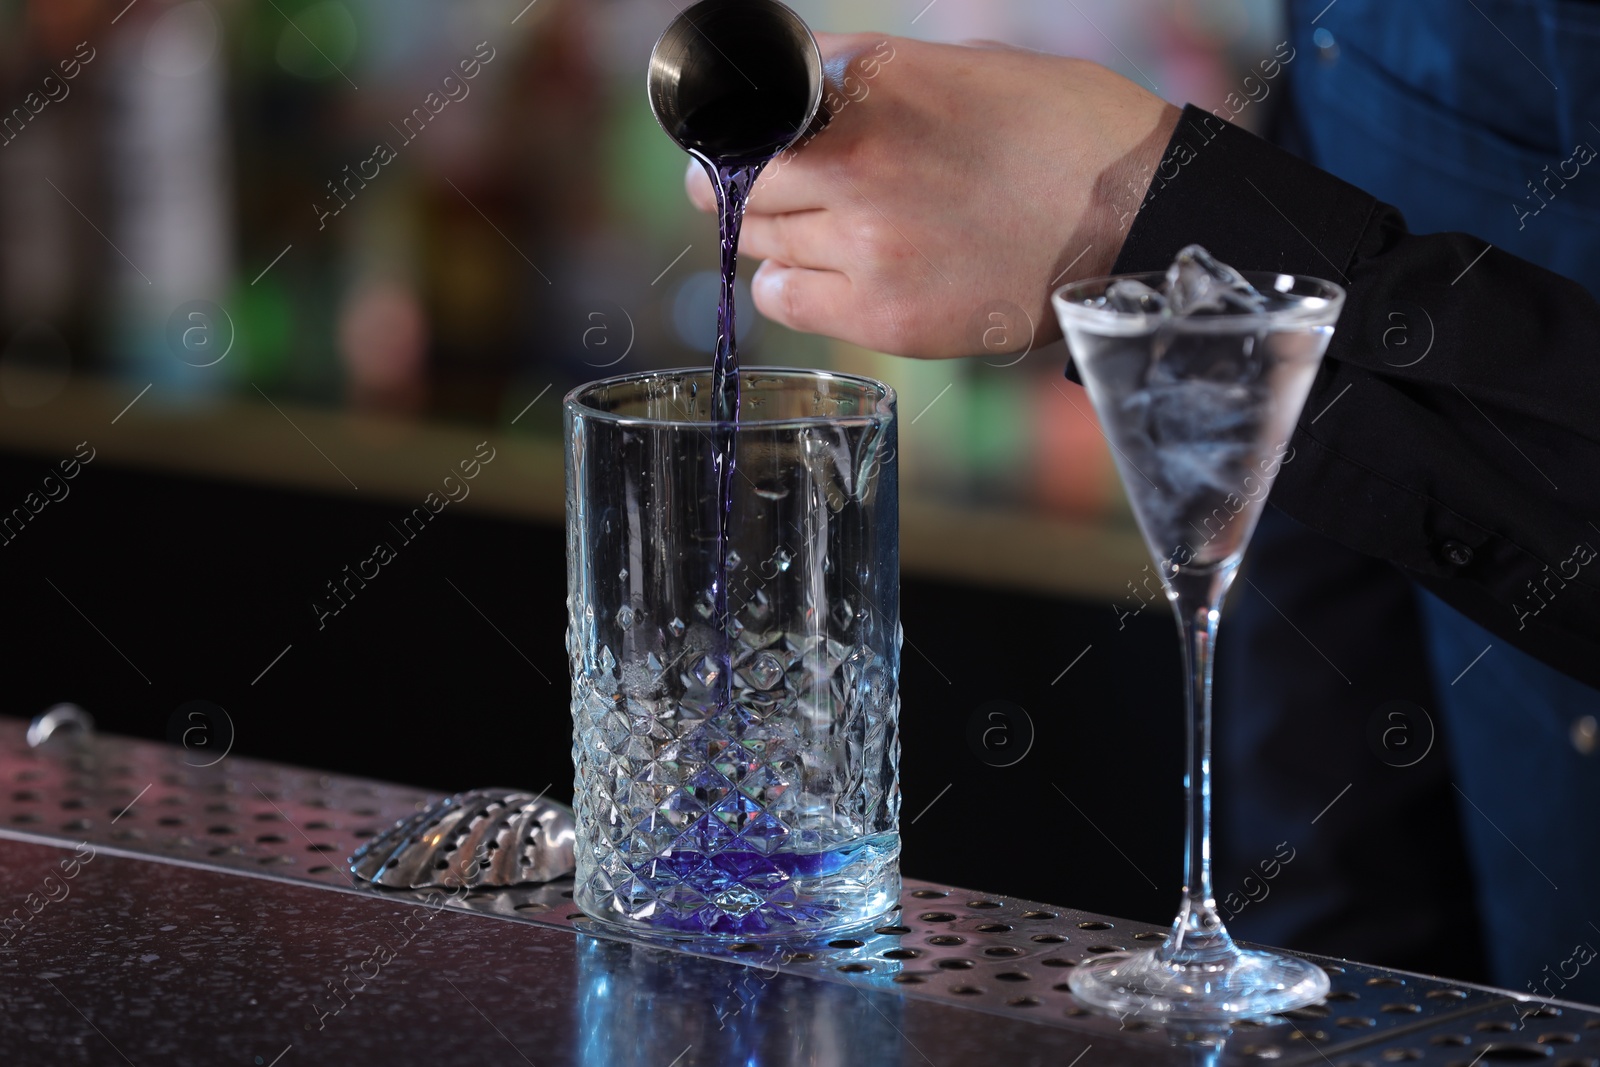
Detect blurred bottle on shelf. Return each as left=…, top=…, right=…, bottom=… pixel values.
left=0, top=1, right=107, bottom=408
left=104, top=0, right=235, bottom=397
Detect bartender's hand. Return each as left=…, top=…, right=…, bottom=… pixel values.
left=686, top=33, right=1179, bottom=358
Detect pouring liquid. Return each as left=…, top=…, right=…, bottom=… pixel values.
left=605, top=61, right=904, bottom=936
left=675, top=89, right=800, bottom=715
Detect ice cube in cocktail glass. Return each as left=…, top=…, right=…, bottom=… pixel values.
left=565, top=368, right=902, bottom=940
left=1052, top=251, right=1345, bottom=1019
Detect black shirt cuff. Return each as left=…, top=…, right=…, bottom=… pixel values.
left=1071, top=105, right=1600, bottom=690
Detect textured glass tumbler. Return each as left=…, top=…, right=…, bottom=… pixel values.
left=565, top=368, right=901, bottom=939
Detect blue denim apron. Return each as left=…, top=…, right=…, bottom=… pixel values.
left=1286, top=0, right=1600, bottom=1000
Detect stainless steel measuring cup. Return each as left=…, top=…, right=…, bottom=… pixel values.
left=648, top=0, right=826, bottom=165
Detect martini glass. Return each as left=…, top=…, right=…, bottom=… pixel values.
left=1052, top=269, right=1345, bottom=1019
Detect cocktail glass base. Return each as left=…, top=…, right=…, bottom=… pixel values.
left=1068, top=945, right=1329, bottom=1020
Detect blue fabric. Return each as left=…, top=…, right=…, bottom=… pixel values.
left=1288, top=0, right=1600, bottom=1001
left=1416, top=589, right=1600, bottom=1002
left=1292, top=0, right=1600, bottom=288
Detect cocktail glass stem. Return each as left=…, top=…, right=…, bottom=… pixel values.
left=1053, top=266, right=1343, bottom=1018
left=1064, top=541, right=1329, bottom=1018
left=1161, top=565, right=1241, bottom=967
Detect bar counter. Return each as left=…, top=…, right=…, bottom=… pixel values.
left=1, top=718, right=1594, bottom=1066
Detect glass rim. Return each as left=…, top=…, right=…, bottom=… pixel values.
left=563, top=366, right=897, bottom=429
left=1052, top=270, right=1346, bottom=335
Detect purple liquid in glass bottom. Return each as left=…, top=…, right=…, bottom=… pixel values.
left=630, top=834, right=900, bottom=937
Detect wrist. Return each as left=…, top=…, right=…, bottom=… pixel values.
left=1085, top=101, right=1183, bottom=280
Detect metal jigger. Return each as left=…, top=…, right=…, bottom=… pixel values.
left=647, top=0, right=826, bottom=163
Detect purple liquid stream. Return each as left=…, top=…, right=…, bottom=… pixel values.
left=697, top=155, right=767, bottom=714
left=663, top=108, right=816, bottom=932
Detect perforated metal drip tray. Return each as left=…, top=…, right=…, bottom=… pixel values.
left=2, top=718, right=1596, bottom=1066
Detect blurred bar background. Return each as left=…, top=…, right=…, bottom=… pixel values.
left=0, top=0, right=1284, bottom=924
left=0, top=0, right=1282, bottom=528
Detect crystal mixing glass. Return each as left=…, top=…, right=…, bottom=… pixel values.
left=566, top=369, right=901, bottom=939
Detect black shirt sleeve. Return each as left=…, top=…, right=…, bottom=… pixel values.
left=1103, top=104, right=1600, bottom=689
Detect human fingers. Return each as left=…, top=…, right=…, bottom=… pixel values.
left=739, top=211, right=845, bottom=273
left=752, top=259, right=946, bottom=357
left=685, top=160, right=716, bottom=214
left=811, top=32, right=894, bottom=66
left=681, top=35, right=895, bottom=218
left=749, top=260, right=856, bottom=339
left=958, top=38, right=1029, bottom=51
left=684, top=152, right=833, bottom=218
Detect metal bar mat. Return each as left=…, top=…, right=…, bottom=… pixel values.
left=1, top=718, right=1594, bottom=1066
